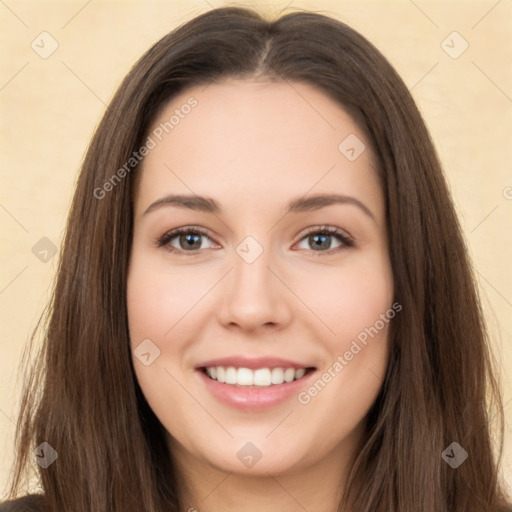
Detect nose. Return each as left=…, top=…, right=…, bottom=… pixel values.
left=216, top=243, right=292, bottom=333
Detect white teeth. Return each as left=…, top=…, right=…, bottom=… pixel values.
left=225, top=367, right=237, bottom=384
left=295, top=368, right=306, bottom=379
left=271, top=368, right=284, bottom=384
left=204, top=366, right=310, bottom=387
left=254, top=368, right=271, bottom=386
left=216, top=367, right=226, bottom=383
left=284, top=368, right=295, bottom=383
left=237, top=367, right=254, bottom=386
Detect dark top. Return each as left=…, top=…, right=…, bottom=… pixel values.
left=0, top=495, right=46, bottom=512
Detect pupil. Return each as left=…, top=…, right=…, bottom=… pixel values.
left=181, top=233, right=201, bottom=249
left=311, top=234, right=330, bottom=250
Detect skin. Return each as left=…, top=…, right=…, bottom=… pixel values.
left=127, top=79, right=394, bottom=512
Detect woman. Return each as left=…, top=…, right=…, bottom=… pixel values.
left=2, top=6, right=510, bottom=512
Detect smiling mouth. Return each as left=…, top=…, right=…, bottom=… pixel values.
left=200, top=366, right=316, bottom=388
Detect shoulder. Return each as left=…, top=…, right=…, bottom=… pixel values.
left=0, top=495, right=46, bottom=512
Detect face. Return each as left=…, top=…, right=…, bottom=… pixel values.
left=127, top=79, right=394, bottom=478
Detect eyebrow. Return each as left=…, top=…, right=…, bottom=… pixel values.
left=143, top=193, right=376, bottom=221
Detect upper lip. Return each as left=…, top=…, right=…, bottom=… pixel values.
left=196, top=356, right=316, bottom=370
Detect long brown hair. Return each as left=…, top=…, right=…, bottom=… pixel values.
left=6, top=6, right=510, bottom=512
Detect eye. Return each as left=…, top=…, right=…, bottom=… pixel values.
left=157, top=227, right=218, bottom=254
left=156, top=225, right=354, bottom=256
left=294, top=226, right=354, bottom=255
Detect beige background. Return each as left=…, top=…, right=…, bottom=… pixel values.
left=1, top=0, right=511, bottom=497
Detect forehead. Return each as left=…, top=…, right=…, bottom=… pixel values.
left=135, top=79, right=382, bottom=218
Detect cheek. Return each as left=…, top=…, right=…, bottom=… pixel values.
left=293, top=254, right=394, bottom=344
left=126, top=256, right=201, bottom=433
left=127, top=274, right=175, bottom=341
left=126, top=253, right=211, bottom=344
left=126, top=250, right=219, bottom=414
left=333, top=274, right=393, bottom=341
left=291, top=252, right=394, bottom=411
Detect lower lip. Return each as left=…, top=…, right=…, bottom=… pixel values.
left=196, top=369, right=316, bottom=411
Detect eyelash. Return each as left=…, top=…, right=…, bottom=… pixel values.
left=156, top=225, right=354, bottom=257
